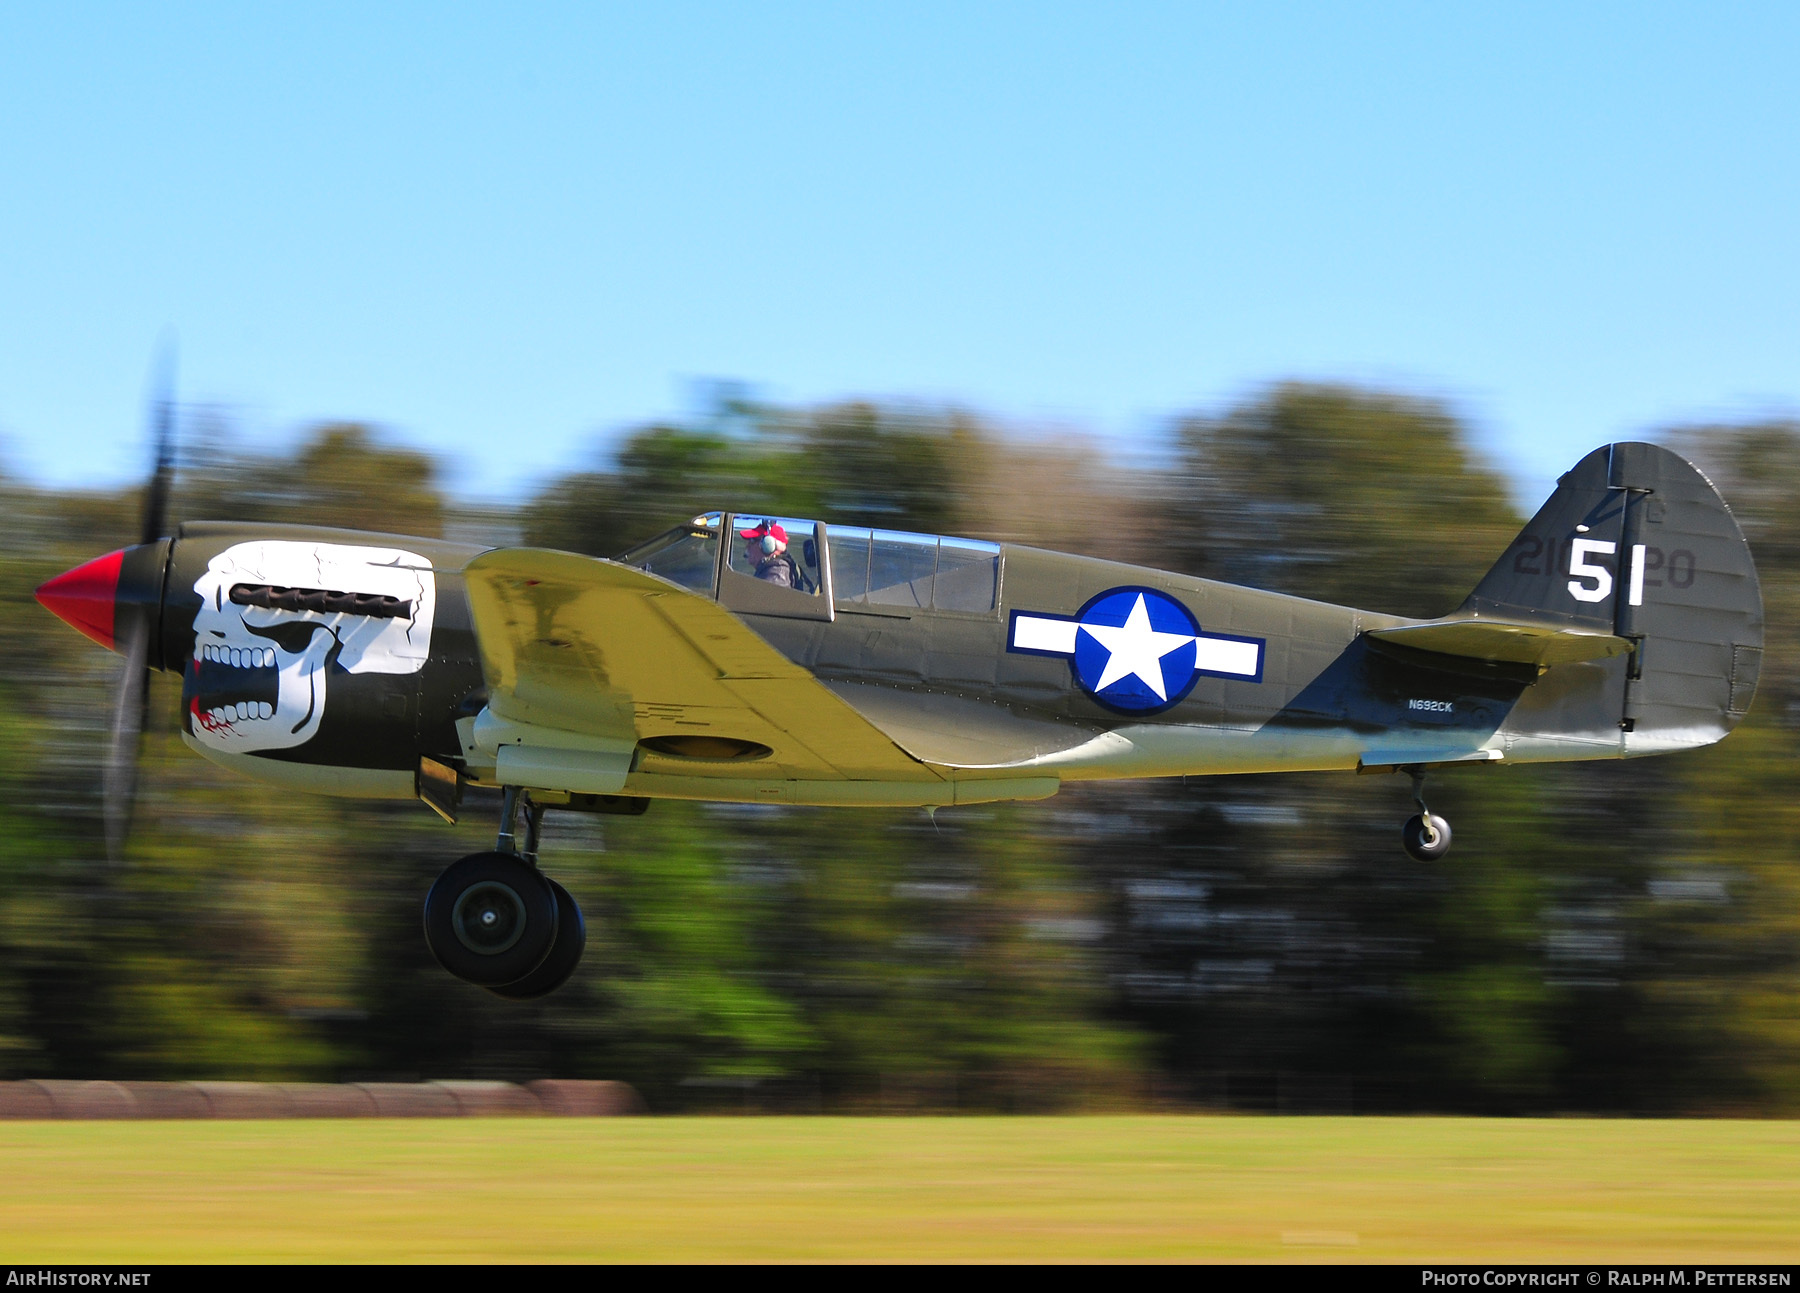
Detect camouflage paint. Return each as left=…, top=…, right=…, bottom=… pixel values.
left=96, top=442, right=1756, bottom=809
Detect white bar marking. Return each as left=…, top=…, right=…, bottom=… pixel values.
left=1012, top=615, right=1080, bottom=654
left=1194, top=636, right=1261, bottom=678
left=1628, top=542, right=1646, bottom=607
left=1016, top=610, right=1262, bottom=680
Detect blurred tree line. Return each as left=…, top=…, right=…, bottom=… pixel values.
left=0, top=383, right=1796, bottom=1112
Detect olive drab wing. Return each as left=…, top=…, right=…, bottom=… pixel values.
left=459, top=546, right=968, bottom=798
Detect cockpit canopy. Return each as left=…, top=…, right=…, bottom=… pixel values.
left=616, top=512, right=1001, bottom=618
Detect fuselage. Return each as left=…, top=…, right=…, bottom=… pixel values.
left=37, top=501, right=1713, bottom=811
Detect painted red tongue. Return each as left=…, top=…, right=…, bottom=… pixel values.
left=35, top=549, right=126, bottom=651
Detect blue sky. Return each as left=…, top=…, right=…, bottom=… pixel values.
left=1, top=3, right=1794, bottom=506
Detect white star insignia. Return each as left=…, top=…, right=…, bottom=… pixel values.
left=1079, top=593, right=1197, bottom=701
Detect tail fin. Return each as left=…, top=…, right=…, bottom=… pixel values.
left=1462, top=442, right=1763, bottom=754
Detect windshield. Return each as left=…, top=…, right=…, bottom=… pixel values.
left=616, top=513, right=721, bottom=593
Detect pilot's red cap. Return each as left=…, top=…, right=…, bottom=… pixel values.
left=738, top=521, right=788, bottom=544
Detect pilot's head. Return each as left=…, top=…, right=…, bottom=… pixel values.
left=740, top=520, right=788, bottom=558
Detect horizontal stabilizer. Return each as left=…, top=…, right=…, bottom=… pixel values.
left=1366, top=618, right=1633, bottom=667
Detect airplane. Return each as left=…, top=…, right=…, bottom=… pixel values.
left=36, top=419, right=1763, bottom=999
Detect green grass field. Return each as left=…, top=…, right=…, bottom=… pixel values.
left=2, top=1116, right=1797, bottom=1262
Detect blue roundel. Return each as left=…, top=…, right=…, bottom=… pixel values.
left=1070, top=586, right=1201, bottom=713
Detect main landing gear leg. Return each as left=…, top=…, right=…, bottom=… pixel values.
left=496, top=786, right=545, bottom=862
left=420, top=786, right=587, bottom=998
left=1401, top=766, right=1453, bottom=862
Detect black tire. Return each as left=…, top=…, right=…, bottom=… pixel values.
left=1402, top=813, right=1453, bottom=862
left=423, top=852, right=559, bottom=987
left=488, top=878, right=586, bottom=1000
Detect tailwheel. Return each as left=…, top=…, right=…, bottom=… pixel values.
left=423, top=851, right=560, bottom=987
left=1400, top=765, right=1452, bottom=861
left=489, top=878, right=586, bottom=1000
left=1402, top=812, right=1453, bottom=861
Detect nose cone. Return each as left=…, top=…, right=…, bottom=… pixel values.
left=36, top=549, right=126, bottom=650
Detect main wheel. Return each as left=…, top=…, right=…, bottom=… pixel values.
left=489, top=878, right=586, bottom=1000
left=1402, top=813, right=1453, bottom=862
left=423, top=852, right=559, bottom=987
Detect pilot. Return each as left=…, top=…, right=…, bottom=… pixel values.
left=741, top=521, right=800, bottom=588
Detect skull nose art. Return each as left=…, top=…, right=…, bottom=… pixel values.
left=35, top=549, right=126, bottom=651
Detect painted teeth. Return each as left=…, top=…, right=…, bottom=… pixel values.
left=199, top=645, right=275, bottom=666
left=206, top=702, right=274, bottom=723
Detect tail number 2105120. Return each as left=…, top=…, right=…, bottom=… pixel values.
left=1511, top=536, right=1695, bottom=604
